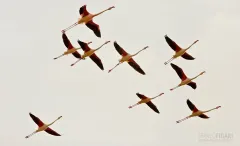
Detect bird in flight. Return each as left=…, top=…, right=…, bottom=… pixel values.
left=170, top=63, right=205, bottom=91
left=176, top=99, right=221, bottom=123
left=54, top=32, right=92, bottom=60
left=62, top=5, right=115, bottom=37
left=108, top=41, right=148, bottom=75
left=25, top=113, right=62, bottom=138
left=70, top=40, right=110, bottom=70
left=164, top=35, right=198, bottom=65
left=129, top=92, right=164, bottom=113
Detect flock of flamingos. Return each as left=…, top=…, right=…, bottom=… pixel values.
left=25, top=5, right=222, bottom=139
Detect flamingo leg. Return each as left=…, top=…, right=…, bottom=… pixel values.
left=25, top=131, right=37, bottom=138
left=164, top=57, right=174, bottom=65
left=170, top=85, right=179, bottom=91
left=128, top=103, right=139, bottom=109
left=71, top=58, right=82, bottom=66
left=176, top=116, right=190, bottom=123
left=62, top=22, right=78, bottom=32
left=54, top=54, right=64, bottom=60
left=108, top=62, right=121, bottom=73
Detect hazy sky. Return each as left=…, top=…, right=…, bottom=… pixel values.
left=0, top=0, right=239, bottom=146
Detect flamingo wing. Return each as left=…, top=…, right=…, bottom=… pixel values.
left=113, top=41, right=128, bottom=56
left=29, top=113, right=44, bottom=127
left=181, top=52, right=195, bottom=60
left=164, top=35, right=181, bottom=52
left=90, top=53, right=104, bottom=70
left=72, top=51, right=82, bottom=59
left=79, top=5, right=89, bottom=17
left=45, top=127, right=61, bottom=136
left=77, top=40, right=91, bottom=52
left=62, top=33, right=73, bottom=50
left=187, top=82, right=197, bottom=89
left=146, top=101, right=160, bottom=114
left=198, top=114, right=209, bottom=119
left=136, top=93, right=147, bottom=99
left=186, top=99, right=198, bottom=112
left=170, top=63, right=187, bottom=81
left=128, top=58, right=145, bottom=75
left=86, top=20, right=101, bottom=38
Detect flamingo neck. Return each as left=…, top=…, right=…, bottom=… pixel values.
left=93, top=9, right=109, bottom=17
left=202, top=107, right=218, bottom=113
left=132, top=48, right=145, bottom=57
left=47, top=118, right=59, bottom=126
left=191, top=72, right=202, bottom=80
left=186, top=41, right=197, bottom=50
left=95, top=43, right=106, bottom=51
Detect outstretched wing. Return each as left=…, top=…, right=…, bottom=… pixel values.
left=45, top=127, right=61, bottom=136
left=186, top=99, right=198, bottom=112
left=62, top=33, right=73, bottom=50
left=170, top=63, right=187, bottom=81
left=164, top=35, right=181, bottom=52
left=199, top=114, right=209, bottom=119
left=86, top=20, right=101, bottom=38
left=72, top=51, right=81, bottom=59
left=90, top=53, right=104, bottom=70
left=146, top=101, right=160, bottom=114
left=113, top=41, right=128, bottom=56
left=187, top=82, right=197, bottom=89
left=136, top=93, right=147, bottom=99
left=128, top=58, right=145, bottom=75
left=181, top=52, right=195, bottom=60
left=29, top=113, right=44, bottom=127
left=77, top=40, right=91, bottom=52
left=79, top=5, right=89, bottom=17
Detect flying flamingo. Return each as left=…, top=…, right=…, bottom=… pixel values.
left=176, top=99, right=221, bottom=123
left=62, top=5, right=115, bottom=37
left=70, top=40, right=110, bottom=70
left=129, top=93, right=164, bottom=113
left=108, top=41, right=148, bottom=75
left=170, top=63, right=205, bottom=91
left=25, top=113, right=62, bottom=138
left=54, top=32, right=92, bottom=60
left=164, top=35, right=199, bottom=65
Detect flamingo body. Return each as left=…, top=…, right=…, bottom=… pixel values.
left=129, top=93, right=164, bottom=114
left=164, top=35, right=198, bottom=65
left=25, top=113, right=62, bottom=138
left=170, top=63, right=205, bottom=91
left=108, top=41, right=147, bottom=75
left=176, top=99, right=221, bottom=123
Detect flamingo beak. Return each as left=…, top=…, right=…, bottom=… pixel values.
left=216, top=106, right=221, bottom=109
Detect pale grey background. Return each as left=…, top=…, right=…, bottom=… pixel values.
left=0, top=0, right=239, bottom=146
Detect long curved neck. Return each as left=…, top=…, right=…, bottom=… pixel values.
left=191, top=72, right=202, bottom=80
left=95, top=43, right=106, bottom=51
left=47, top=118, right=59, bottom=127
left=132, top=48, right=145, bottom=57
left=202, top=107, right=218, bottom=113
left=93, top=9, right=109, bottom=17
left=151, top=94, right=163, bottom=100
left=186, top=41, right=198, bottom=50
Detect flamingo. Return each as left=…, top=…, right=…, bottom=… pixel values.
left=62, top=5, right=115, bottom=38
left=170, top=63, right=205, bottom=91
left=164, top=35, right=199, bottom=65
left=176, top=99, right=221, bottom=123
left=25, top=113, right=62, bottom=138
left=129, top=93, right=164, bottom=114
left=108, top=41, right=148, bottom=75
left=70, top=40, right=110, bottom=70
left=54, top=32, right=92, bottom=60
